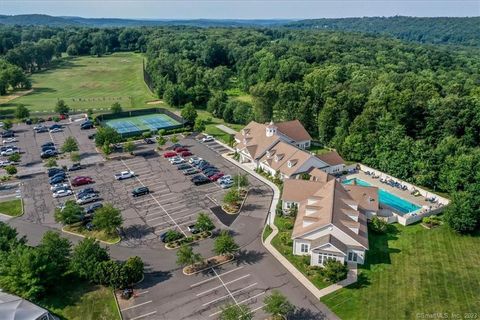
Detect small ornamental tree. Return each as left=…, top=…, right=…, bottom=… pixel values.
left=55, top=99, right=70, bottom=114
left=195, top=213, right=215, bottom=232
left=44, top=158, right=58, bottom=168
left=223, top=189, right=240, bottom=207
left=4, top=165, right=17, bottom=176
left=213, top=230, right=239, bottom=257
left=233, top=174, right=249, bottom=189
left=370, top=216, right=388, bottom=234
left=263, top=290, right=295, bottom=320
left=8, top=153, right=21, bottom=163
left=321, top=259, right=349, bottom=283
left=110, top=102, right=122, bottom=114
left=219, top=303, right=253, bottom=320
left=102, top=143, right=112, bottom=155
left=3, top=120, right=12, bottom=130
left=124, top=256, right=144, bottom=285
left=156, top=135, right=166, bottom=148
left=92, top=204, right=123, bottom=236
left=95, top=127, right=121, bottom=147
left=164, top=229, right=184, bottom=243
left=170, top=135, right=179, bottom=143
left=193, top=118, right=206, bottom=132
left=123, top=139, right=135, bottom=154
left=176, top=245, right=202, bottom=267
left=70, top=152, right=81, bottom=163
left=61, top=136, right=79, bottom=153
left=54, top=200, right=84, bottom=225
left=15, top=104, right=30, bottom=119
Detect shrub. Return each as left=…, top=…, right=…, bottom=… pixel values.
left=142, top=131, right=152, bottom=138
left=164, top=229, right=184, bottom=243
left=8, top=153, right=20, bottom=163
left=44, top=158, right=58, bottom=168
left=4, top=165, right=17, bottom=176
left=422, top=215, right=441, bottom=228
left=370, top=216, right=388, bottom=233
left=321, top=259, right=348, bottom=283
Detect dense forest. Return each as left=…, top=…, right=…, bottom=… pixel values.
left=0, top=24, right=479, bottom=232
left=287, top=16, right=480, bottom=47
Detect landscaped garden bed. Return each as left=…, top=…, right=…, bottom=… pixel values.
left=183, top=254, right=234, bottom=275
left=165, top=231, right=212, bottom=249
left=63, top=224, right=121, bottom=244
left=222, top=188, right=248, bottom=214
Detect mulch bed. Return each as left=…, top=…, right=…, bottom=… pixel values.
left=183, top=254, right=234, bottom=275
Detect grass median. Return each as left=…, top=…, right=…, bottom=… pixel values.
left=0, top=198, right=23, bottom=217
left=63, top=224, right=121, bottom=244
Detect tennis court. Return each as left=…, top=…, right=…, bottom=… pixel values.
left=104, top=113, right=182, bottom=136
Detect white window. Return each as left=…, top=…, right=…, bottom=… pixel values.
left=300, top=243, right=309, bottom=253
left=318, top=253, right=336, bottom=265
left=348, top=252, right=358, bottom=262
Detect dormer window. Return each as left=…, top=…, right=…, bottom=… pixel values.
left=287, top=160, right=297, bottom=168
left=274, top=154, right=284, bottom=162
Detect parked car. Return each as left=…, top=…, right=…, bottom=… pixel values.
left=205, top=170, right=220, bottom=178
left=41, top=142, right=55, bottom=148
left=143, top=138, right=155, bottom=144
left=49, top=128, right=63, bottom=133
left=197, top=162, right=211, bottom=170
left=53, top=189, right=73, bottom=198
left=1, top=130, right=14, bottom=138
left=71, top=176, right=94, bottom=187
left=2, top=137, right=16, bottom=144
left=59, top=114, right=68, bottom=120
left=50, top=183, right=70, bottom=192
left=80, top=121, right=93, bottom=130
left=76, top=193, right=99, bottom=205
left=51, top=172, right=66, bottom=180
left=41, top=149, right=57, bottom=158
left=84, top=202, right=103, bottom=214
left=49, top=175, right=65, bottom=185
left=87, top=133, right=96, bottom=140
left=0, top=160, right=12, bottom=167
left=191, top=175, right=210, bottom=186
left=33, top=125, right=45, bottom=131
left=163, top=151, right=177, bottom=158
left=182, top=168, right=198, bottom=175
left=85, top=221, right=95, bottom=231
left=36, top=127, right=48, bottom=133
left=220, top=180, right=234, bottom=189
left=187, top=225, right=200, bottom=234
left=1, top=148, right=19, bottom=156
left=41, top=145, right=56, bottom=152
left=170, top=157, right=185, bottom=165
left=47, top=167, right=64, bottom=177
left=77, top=188, right=99, bottom=199
left=177, top=163, right=191, bottom=170
left=202, top=166, right=218, bottom=173
left=218, top=175, right=232, bottom=184
left=209, top=172, right=224, bottom=181
left=169, top=143, right=182, bottom=150
left=179, top=151, right=192, bottom=157
left=48, top=124, right=62, bottom=130
left=188, top=156, right=202, bottom=164
left=114, top=170, right=135, bottom=180
left=132, top=186, right=150, bottom=197
left=201, top=135, right=214, bottom=142
left=68, top=163, right=83, bottom=171
left=174, top=147, right=189, bottom=153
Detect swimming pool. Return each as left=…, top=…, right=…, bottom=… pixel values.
left=343, top=178, right=421, bottom=214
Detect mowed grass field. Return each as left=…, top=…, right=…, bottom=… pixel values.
left=321, top=223, right=480, bottom=319
left=3, top=52, right=157, bottom=113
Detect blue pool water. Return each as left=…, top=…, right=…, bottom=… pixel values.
left=343, top=178, right=421, bottom=214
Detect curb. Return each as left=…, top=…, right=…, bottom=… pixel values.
left=221, top=188, right=249, bottom=215
left=113, top=289, right=124, bottom=320
left=61, top=226, right=121, bottom=245
left=182, top=255, right=235, bottom=276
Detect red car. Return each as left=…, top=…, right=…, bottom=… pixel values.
left=209, top=172, right=224, bottom=181
left=163, top=151, right=177, bottom=158
left=72, top=176, right=94, bottom=187
left=180, top=151, right=192, bottom=157
left=59, top=114, right=68, bottom=120
left=174, top=147, right=189, bottom=153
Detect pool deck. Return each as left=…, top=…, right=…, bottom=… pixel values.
left=345, top=172, right=429, bottom=209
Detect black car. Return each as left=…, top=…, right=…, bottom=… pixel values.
left=41, top=149, right=57, bottom=158
left=177, top=163, right=191, bottom=170
left=47, top=167, right=64, bottom=177
left=36, top=127, right=48, bottom=133
left=198, top=162, right=211, bottom=170
left=144, top=138, right=155, bottom=144
left=41, top=145, right=56, bottom=152
left=68, top=163, right=83, bottom=171
left=84, top=202, right=103, bottom=214
left=80, top=121, right=93, bottom=130
left=132, top=186, right=150, bottom=197
left=205, top=170, right=220, bottom=178
left=49, top=175, right=65, bottom=185
left=202, top=166, right=217, bottom=173
left=1, top=130, right=14, bottom=138
left=41, top=142, right=55, bottom=148
left=87, top=133, right=96, bottom=140
left=191, top=175, right=210, bottom=186
left=169, top=143, right=182, bottom=150
left=25, top=119, right=32, bottom=125
left=49, top=124, right=62, bottom=130
left=77, top=187, right=98, bottom=199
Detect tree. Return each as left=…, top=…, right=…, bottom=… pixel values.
left=321, top=259, right=349, bottom=283
left=213, top=230, right=239, bottom=256
left=170, top=135, right=179, bottom=143
left=263, top=290, right=295, bottom=320
left=233, top=174, right=249, bottom=189
left=94, top=260, right=128, bottom=289
left=102, top=143, right=112, bottom=155
left=444, top=191, right=480, bottom=233
left=193, top=118, right=206, bottom=132
left=92, top=204, right=123, bottom=236
left=61, top=136, right=79, bottom=153
left=54, top=200, right=84, bottom=225
left=4, top=165, right=17, bottom=175
left=55, top=99, right=70, bottom=114
left=219, top=303, right=253, bottom=320
left=8, top=153, right=20, bottom=163
left=3, top=120, right=12, bottom=130
left=195, top=213, right=215, bottom=232
left=370, top=216, right=388, bottom=233
left=15, top=104, right=29, bottom=119
left=37, top=231, right=72, bottom=283
left=0, top=222, right=26, bottom=252
left=164, top=229, right=184, bottom=243
left=110, top=102, right=122, bottom=114
left=44, top=158, right=57, bottom=167
left=70, top=237, right=109, bottom=280
left=123, top=139, right=135, bottom=154
left=124, top=256, right=144, bottom=284
left=223, top=189, right=240, bottom=206
left=156, top=135, right=166, bottom=147
left=95, top=126, right=121, bottom=147
left=181, top=103, right=198, bottom=125
left=70, top=152, right=81, bottom=163
left=176, top=245, right=202, bottom=267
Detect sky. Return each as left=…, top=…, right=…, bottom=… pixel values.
left=1, top=0, right=479, bottom=20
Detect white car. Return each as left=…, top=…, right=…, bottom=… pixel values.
left=218, top=175, right=232, bottom=184
left=0, top=160, right=12, bottom=167
left=53, top=189, right=73, bottom=198
left=202, top=135, right=214, bottom=142
left=114, top=170, right=135, bottom=180
left=2, top=138, right=16, bottom=144
left=169, top=156, right=182, bottom=163
left=49, top=128, right=63, bottom=133
left=1, top=149, right=19, bottom=156
left=33, top=125, right=44, bottom=130
left=50, top=183, right=70, bottom=191
left=188, top=156, right=202, bottom=164
left=170, top=157, right=185, bottom=165
left=220, top=180, right=234, bottom=189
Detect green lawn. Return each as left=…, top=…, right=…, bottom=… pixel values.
left=39, top=280, right=120, bottom=320
left=321, top=223, right=480, bottom=319
left=271, top=215, right=330, bottom=290
left=3, top=52, right=156, bottom=113
left=0, top=199, right=22, bottom=216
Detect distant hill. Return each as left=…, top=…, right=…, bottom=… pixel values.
left=0, top=14, right=290, bottom=28
left=286, top=16, right=480, bottom=47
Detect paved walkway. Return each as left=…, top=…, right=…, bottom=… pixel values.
left=215, top=124, right=238, bottom=135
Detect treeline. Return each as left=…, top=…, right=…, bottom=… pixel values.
left=0, top=222, right=143, bottom=300
left=286, top=16, right=480, bottom=47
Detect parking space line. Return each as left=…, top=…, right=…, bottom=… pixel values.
left=190, top=267, right=244, bottom=288
left=153, top=218, right=196, bottom=231
left=120, top=300, right=152, bottom=311
left=237, top=291, right=266, bottom=306
left=201, top=282, right=256, bottom=307
left=136, top=291, right=149, bottom=296
left=121, top=159, right=187, bottom=236
left=196, top=274, right=251, bottom=297
left=164, top=204, right=187, bottom=211
left=129, top=311, right=157, bottom=320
